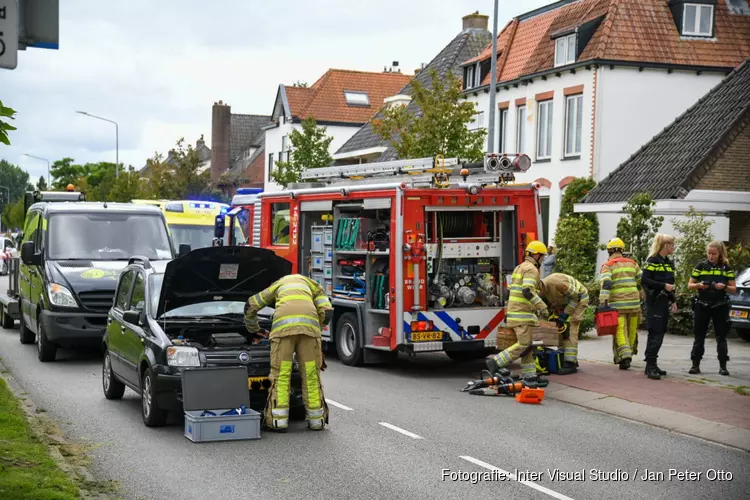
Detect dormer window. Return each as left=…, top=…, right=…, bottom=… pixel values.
left=683, top=3, right=714, bottom=36
left=344, top=91, right=370, bottom=107
left=463, top=62, right=482, bottom=89
left=554, top=34, right=576, bottom=67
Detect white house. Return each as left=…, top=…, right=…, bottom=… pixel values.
left=461, top=0, right=750, bottom=246
left=263, top=68, right=411, bottom=192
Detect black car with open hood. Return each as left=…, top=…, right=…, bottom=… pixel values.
left=102, top=246, right=305, bottom=428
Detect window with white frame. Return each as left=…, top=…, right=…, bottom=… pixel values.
left=516, top=105, right=527, bottom=154
left=554, top=34, right=577, bottom=67
left=344, top=91, right=370, bottom=106
left=683, top=3, right=713, bottom=36
left=471, top=111, right=485, bottom=130
left=499, top=108, right=508, bottom=153
left=536, top=100, right=553, bottom=159
left=281, top=134, right=289, bottom=151
left=564, top=94, right=583, bottom=157
left=464, top=65, right=475, bottom=89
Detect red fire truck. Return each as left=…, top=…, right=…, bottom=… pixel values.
left=217, top=155, right=544, bottom=366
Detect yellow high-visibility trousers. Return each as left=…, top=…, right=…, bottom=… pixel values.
left=489, top=325, right=536, bottom=378
left=266, top=335, right=328, bottom=430
left=612, top=312, right=639, bottom=364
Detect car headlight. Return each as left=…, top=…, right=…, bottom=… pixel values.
left=167, top=346, right=200, bottom=367
left=48, top=283, right=78, bottom=308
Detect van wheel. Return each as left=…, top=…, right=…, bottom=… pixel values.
left=102, top=349, right=125, bottom=400
left=335, top=312, right=363, bottom=366
left=141, top=367, right=167, bottom=427
left=1, top=307, right=14, bottom=329
left=19, top=315, right=35, bottom=344
left=37, top=321, right=57, bottom=362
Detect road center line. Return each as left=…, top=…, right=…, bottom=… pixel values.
left=378, top=422, right=423, bottom=439
left=459, top=456, right=575, bottom=500
left=325, top=399, right=353, bottom=411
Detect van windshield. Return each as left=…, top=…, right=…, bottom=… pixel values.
left=168, top=223, right=245, bottom=250
left=47, top=213, right=173, bottom=261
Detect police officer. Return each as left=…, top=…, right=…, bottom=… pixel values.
left=688, top=241, right=736, bottom=376
left=245, top=274, right=333, bottom=432
left=540, top=273, right=589, bottom=374
left=486, top=241, right=549, bottom=386
left=599, top=238, right=643, bottom=370
left=641, top=234, right=677, bottom=380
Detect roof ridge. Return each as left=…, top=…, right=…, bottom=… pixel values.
left=231, top=113, right=272, bottom=119
left=325, top=68, right=412, bottom=77
left=594, top=0, right=620, bottom=59
left=494, top=18, right=519, bottom=84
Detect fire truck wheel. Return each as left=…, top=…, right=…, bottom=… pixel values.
left=335, top=312, right=363, bottom=366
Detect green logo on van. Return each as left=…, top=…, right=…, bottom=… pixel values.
left=80, top=269, right=119, bottom=280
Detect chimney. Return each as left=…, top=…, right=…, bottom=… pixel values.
left=463, top=11, right=489, bottom=31
left=384, top=94, right=412, bottom=109
left=211, top=101, right=231, bottom=182
left=196, top=134, right=205, bottom=149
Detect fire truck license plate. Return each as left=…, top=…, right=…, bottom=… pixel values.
left=411, top=331, right=443, bottom=342
left=730, top=310, right=748, bottom=319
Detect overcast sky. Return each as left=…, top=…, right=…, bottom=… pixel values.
left=1, top=0, right=554, bottom=182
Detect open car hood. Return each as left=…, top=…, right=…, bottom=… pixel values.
left=155, top=246, right=291, bottom=318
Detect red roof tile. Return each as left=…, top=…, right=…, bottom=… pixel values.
left=469, top=0, right=750, bottom=86
left=284, top=69, right=411, bottom=124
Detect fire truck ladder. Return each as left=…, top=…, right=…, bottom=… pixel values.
left=298, top=154, right=531, bottom=187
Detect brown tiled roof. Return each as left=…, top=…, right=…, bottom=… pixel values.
left=283, top=69, right=411, bottom=124
left=466, top=0, right=750, bottom=86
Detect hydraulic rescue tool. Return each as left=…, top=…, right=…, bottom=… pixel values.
left=461, top=370, right=546, bottom=404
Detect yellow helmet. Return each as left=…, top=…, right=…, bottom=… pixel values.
left=525, top=240, right=548, bottom=255
left=607, top=238, right=625, bottom=250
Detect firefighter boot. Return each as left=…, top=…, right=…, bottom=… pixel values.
left=619, top=358, right=631, bottom=370
left=719, top=361, right=729, bottom=376
left=486, top=357, right=510, bottom=378
left=556, top=361, right=577, bottom=375
left=688, top=360, right=700, bottom=375
left=645, top=362, right=661, bottom=380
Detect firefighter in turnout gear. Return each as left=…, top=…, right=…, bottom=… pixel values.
left=244, top=274, right=333, bottom=432
left=486, top=241, right=549, bottom=386
left=599, top=238, right=643, bottom=370
left=540, top=273, right=589, bottom=374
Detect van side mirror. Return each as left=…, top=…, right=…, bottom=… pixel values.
left=123, top=310, right=141, bottom=325
left=20, top=242, right=41, bottom=266
left=214, top=214, right=225, bottom=239
left=178, top=244, right=191, bottom=257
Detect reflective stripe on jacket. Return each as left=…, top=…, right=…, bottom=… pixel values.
left=245, top=274, right=333, bottom=339
left=542, top=273, right=589, bottom=319
left=599, top=253, right=642, bottom=312
left=507, top=257, right=545, bottom=326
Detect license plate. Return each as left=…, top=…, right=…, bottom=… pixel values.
left=411, top=331, right=443, bottom=342
left=248, top=377, right=269, bottom=389
left=730, top=310, right=748, bottom=319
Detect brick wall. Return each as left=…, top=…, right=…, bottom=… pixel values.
left=729, top=211, right=750, bottom=244
left=243, top=151, right=265, bottom=188
left=695, top=120, right=750, bottom=191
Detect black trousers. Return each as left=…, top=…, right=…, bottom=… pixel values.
left=691, top=302, right=730, bottom=362
left=645, top=296, right=669, bottom=363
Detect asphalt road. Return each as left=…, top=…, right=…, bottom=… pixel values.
left=1, top=325, right=748, bottom=500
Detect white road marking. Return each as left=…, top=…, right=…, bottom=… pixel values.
left=459, top=456, right=575, bottom=500
left=325, top=399, right=353, bottom=411
left=378, top=422, right=424, bottom=439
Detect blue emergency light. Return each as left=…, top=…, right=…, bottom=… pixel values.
left=237, top=188, right=263, bottom=195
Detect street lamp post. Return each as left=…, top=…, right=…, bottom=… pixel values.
left=487, top=0, right=500, bottom=153
left=23, top=153, right=51, bottom=186
left=76, top=111, right=119, bottom=178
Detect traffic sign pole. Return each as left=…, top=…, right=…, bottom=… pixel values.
left=0, top=0, right=19, bottom=70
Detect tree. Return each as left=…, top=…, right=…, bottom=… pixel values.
left=672, top=207, right=714, bottom=293
left=36, top=176, right=48, bottom=191
left=616, top=192, right=664, bottom=265
left=0, top=100, right=17, bottom=146
left=372, top=68, right=487, bottom=161
left=554, top=178, right=600, bottom=283
left=272, top=117, right=333, bottom=188
left=0, top=159, right=31, bottom=202
left=1, top=198, right=25, bottom=231
left=50, top=158, right=86, bottom=189
left=108, top=166, right=142, bottom=202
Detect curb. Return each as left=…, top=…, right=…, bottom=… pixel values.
left=0, top=358, right=123, bottom=500
left=544, top=383, right=750, bottom=453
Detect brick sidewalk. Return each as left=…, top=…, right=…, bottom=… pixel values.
left=549, top=361, right=750, bottom=430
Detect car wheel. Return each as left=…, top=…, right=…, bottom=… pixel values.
left=736, top=328, right=750, bottom=342
left=141, top=367, right=167, bottom=427
left=19, top=314, right=35, bottom=344
left=0, top=307, right=14, bottom=329
left=335, top=312, right=363, bottom=366
left=102, top=349, right=125, bottom=400
left=36, top=320, right=57, bottom=362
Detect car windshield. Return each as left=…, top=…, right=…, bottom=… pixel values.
left=168, top=224, right=245, bottom=250
left=148, top=274, right=246, bottom=318
left=47, top=213, right=173, bottom=261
